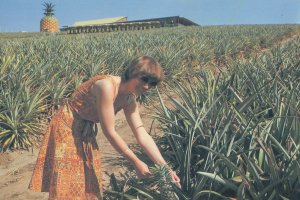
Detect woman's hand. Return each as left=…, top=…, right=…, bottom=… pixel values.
left=170, top=170, right=181, bottom=188
left=133, top=160, right=151, bottom=179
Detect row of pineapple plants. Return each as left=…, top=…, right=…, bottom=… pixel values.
left=0, top=25, right=298, bottom=152
left=104, top=35, right=300, bottom=199
left=0, top=26, right=299, bottom=199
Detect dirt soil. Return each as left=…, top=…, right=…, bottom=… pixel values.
left=0, top=106, right=160, bottom=200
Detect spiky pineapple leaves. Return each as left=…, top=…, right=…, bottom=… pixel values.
left=105, top=164, right=184, bottom=200
left=0, top=76, right=48, bottom=152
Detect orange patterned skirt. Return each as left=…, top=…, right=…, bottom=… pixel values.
left=29, top=104, right=103, bottom=200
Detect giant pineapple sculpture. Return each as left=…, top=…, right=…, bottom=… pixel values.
left=40, top=2, right=59, bottom=32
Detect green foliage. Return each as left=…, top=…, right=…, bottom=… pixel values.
left=154, top=36, right=300, bottom=199
left=0, top=26, right=280, bottom=150
left=104, top=164, right=182, bottom=200
left=0, top=25, right=299, bottom=198
left=0, top=76, right=47, bottom=151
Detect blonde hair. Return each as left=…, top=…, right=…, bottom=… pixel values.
left=122, top=56, right=164, bottom=83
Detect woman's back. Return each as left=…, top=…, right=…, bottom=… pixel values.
left=68, top=75, right=117, bottom=122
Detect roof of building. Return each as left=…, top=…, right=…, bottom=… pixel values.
left=64, top=16, right=199, bottom=30
left=124, top=16, right=199, bottom=26
left=72, top=16, right=127, bottom=27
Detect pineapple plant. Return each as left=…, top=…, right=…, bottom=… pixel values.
left=151, top=164, right=180, bottom=200
left=40, top=2, right=59, bottom=32
left=105, top=164, right=182, bottom=199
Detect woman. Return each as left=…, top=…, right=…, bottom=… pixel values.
left=29, top=56, right=180, bottom=200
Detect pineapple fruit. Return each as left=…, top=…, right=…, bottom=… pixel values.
left=40, top=2, right=59, bottom=32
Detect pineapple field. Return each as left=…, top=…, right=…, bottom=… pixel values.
left=0, top=24, right=299, bottom=199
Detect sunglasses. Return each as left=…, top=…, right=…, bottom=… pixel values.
left=140, top=76, right=158, bottom=87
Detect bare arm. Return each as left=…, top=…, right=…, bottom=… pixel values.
left=124, top=100, right=181, bottom=186
left=90, top=80, right=150, bottom=178
left=124, top=100, right=167, bottom=165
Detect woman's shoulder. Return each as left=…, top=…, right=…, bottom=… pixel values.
left=93, top=75, right=120, bottom=86
left=90, top=75, right=120, bottom=97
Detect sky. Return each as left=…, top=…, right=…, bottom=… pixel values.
left=0, top=0, right=299, bottom=32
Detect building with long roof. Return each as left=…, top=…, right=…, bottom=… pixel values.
left=60, top=16, right=199, bottom=34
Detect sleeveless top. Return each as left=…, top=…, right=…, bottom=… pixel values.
left=68, top=74, right=120, bottom=123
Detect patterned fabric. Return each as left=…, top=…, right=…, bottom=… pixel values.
left=68, top=75, right=117, bottom=122
left=29, top=75, right=116, bottom=200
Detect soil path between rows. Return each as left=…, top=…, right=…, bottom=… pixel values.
left=0, top=106, right=158, bottom=200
